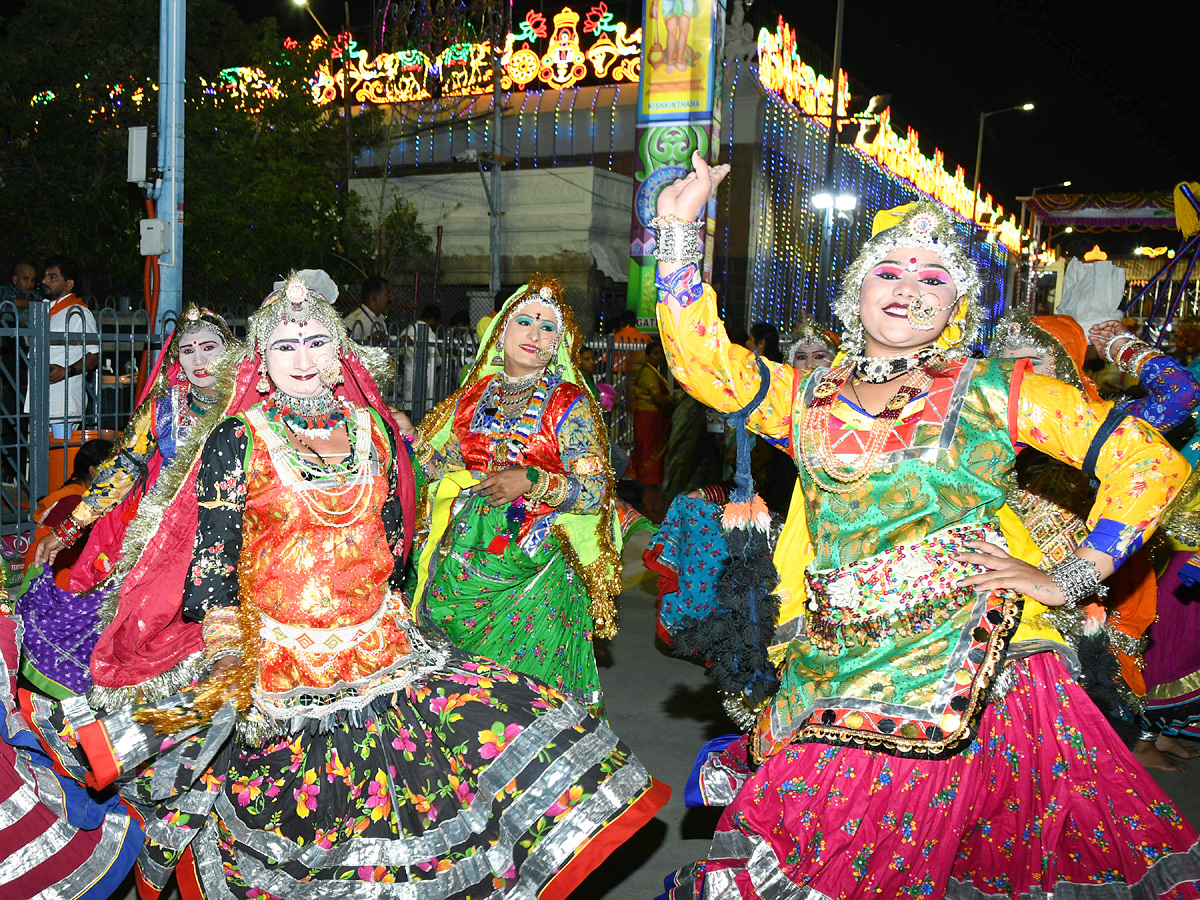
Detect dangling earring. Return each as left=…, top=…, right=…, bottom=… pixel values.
left=318, top=359, right=344, bottom=388
left=490, top=350, right=504, bottom=366
left=256, top=359, right=270, bottom=393
left=906, top=294, right=939, bottom=330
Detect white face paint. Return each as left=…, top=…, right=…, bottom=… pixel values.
left=265, top=320, right=337, bottom=398
left=177, top=328, right=226, bottom=389
left=857, top=246, right=960, bottom=355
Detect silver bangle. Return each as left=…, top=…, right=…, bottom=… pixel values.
left=1103, top=333, right=1136, bottom=365
left=650, top=216, right=703, bottom=264
left=1128, top=347, right=1158, bottom=376
left=1048, top=555, right=1108, bottom=608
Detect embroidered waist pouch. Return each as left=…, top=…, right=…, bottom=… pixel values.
left=760, top=521, right=1022, bottom=760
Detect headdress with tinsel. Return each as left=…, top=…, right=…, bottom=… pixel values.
left=834, top=202, right=983, bottom=354
left=142, top=304, right=235, bottom=402
left=415, top=275, right=624, bottom=637
left=986, top=307, right=1091, bottom=396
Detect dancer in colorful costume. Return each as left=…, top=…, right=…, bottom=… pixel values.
left=992, top=309, right=1200, bottom=769
left=26, top=272, right=667, bottom=899
left=409, top=278, right=622, bottom=710
left=654, top=152, right=1199, bottom=898
left=0, top=594, right=142, bottom=898
left=19, top=307, right=234, bottom=697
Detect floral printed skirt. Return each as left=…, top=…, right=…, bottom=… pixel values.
left=662, top=653, right=1200, bottom=900
left=421, top=498, right=603, bottom=707
left=30, top=651, right=669, bottom=900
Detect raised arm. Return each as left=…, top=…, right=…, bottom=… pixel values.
left=654, top=152, right=796, bottom=446
left=1089, top=321, right=1200, bottom=430
left=72, top=400, right=161, bottom=526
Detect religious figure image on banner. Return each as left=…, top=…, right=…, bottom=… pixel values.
left=639, top=0, right=720, bottom=117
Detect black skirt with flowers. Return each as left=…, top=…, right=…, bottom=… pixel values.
left=30, top=650, right=669, bottom=900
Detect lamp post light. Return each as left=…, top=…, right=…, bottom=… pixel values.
left=969, top=102, right=1034, bottom=240
left=295, top=0, right=354, bottom=199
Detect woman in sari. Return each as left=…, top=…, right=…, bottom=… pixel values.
left=408, top=278, right=622, bottom=711
left=25, top=272, right=667, bottom=899
left=19, top=306, right=234, bottom=696
left=652, top=152, right=1199, bottom=898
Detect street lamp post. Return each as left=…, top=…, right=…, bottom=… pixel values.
left=813, top=0, right=855, bottom=324
left=295, top=0, right=354, bottom=197
left=969, top=102, right=1034, bottom=242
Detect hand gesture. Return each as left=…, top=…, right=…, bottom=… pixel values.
left=387, top=405, right=415, bottom=436
left=33, top=533, right=66, bottom=568
left=476, top=468, right=534, bottom=506
left=956, top=540, right=1068, bottom=607
left=656, top=150, right=731, bottom=224
left=1088, top=320, right=1135, bottom=362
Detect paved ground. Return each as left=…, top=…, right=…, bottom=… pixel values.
left=114, top=540, right=1200, bottom=899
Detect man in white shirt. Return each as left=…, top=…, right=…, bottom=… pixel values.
left=402, top=304, right=441, bottom=417
left=26, top=257, right=99, bottom=433
left=344, top=275, right=390, bottom=345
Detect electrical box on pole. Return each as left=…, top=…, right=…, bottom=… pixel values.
left=140, top=219, right=171, bottom=256
left=126, top=126, right=158, bottom=187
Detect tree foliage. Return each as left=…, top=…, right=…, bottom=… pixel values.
left=0, top=0, right=429, bottom=307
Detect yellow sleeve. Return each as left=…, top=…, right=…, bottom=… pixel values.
left=657, top=282, right=797, bottom=445
left=70, top=399, right=159, bottom=526
left=1016, top=372, right=1190, bottom=565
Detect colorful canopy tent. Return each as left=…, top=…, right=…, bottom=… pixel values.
left=1029, top=192, right=1177, bottom=231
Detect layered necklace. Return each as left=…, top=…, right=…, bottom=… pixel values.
left=488, top=370, right=551, bottom=467
left=265, top=390, right=346, bottom=440
left=800, top=352, right=943, bottom=494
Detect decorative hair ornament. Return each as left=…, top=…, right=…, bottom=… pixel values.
left=834, top=202, right=982, bottom=354
left=986, top=307, right=1090, bottom=395
left=250, top=270, right=348, bottom=361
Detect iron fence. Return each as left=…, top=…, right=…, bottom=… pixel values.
left=1, top=303, right=643, bottom=550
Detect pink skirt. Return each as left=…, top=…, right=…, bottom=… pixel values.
left=666, top=653, right=1200, bottom=899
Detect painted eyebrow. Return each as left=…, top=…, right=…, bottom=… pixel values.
left=877, top=259, right=951, bottom=273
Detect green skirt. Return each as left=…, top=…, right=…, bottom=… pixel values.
left=419, top=494, right=602, bottom=707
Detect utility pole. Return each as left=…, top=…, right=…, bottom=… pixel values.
left=813, top=0, right=844, bottom=325
left=488, top=0, right=505, bottom=296
left=153, top=0, right=186, bottom=328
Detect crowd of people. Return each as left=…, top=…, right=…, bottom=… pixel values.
left=2, top=155, right=1200, bottom=900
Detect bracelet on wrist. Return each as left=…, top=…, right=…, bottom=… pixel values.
left=1048, top=555, right=1108, bottom=608
left=1103, top=333, right=1136, bottom=365
left=650, top=215, right=703, bottom=265
left=524, top=467, right=549, bottom=503
left=51, top=514, right=85, bottom=549
left=1128, top=347, right=1158, bottom=376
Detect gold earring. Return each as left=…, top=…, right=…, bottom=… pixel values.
left=256, top=360, right=270, bottom=393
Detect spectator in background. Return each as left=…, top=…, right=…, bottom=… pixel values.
left=22, top=438, right=113, bottom=590
left=1, top=262, right=40, bottom=450
left=402, top=303, right=442, bottom=416
left=628, top=340, right=675, bottom=490
left=344, top=274, right=391, bottom=345
left=475, top=287, right=509, bottom=342
left=579, top=346, right=601, bottom=401
left=27, top=257, right=98, bottom=437
left=0, top=261, right=39, bottom=310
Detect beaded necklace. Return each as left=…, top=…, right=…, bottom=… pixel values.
left=800, top=360, right=937, bottom=494
left=482, top=372, right=552, bottom=466
left=849, top=348, right=941, bottom=384
left=265, top=390, right=346, bottom=439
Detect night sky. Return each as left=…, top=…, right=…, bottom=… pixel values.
left=252, top=0, right=1195, bottom=250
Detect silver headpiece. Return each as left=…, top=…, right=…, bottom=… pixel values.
left=834, top=203, right=983, bottom=354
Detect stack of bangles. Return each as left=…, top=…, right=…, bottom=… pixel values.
left=1048, top=554, right=1108, bottom=608
left=407, top=432, right=434, bottom=467
left=1103, top=332, right=1160, bottom=376
left=649, top=214, right=703, bottom=265
left=524, top=467, right=570, bottom=507
left=201, top=606, right=243, bottom=665
left=50, top=513, right=86, bottom=548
